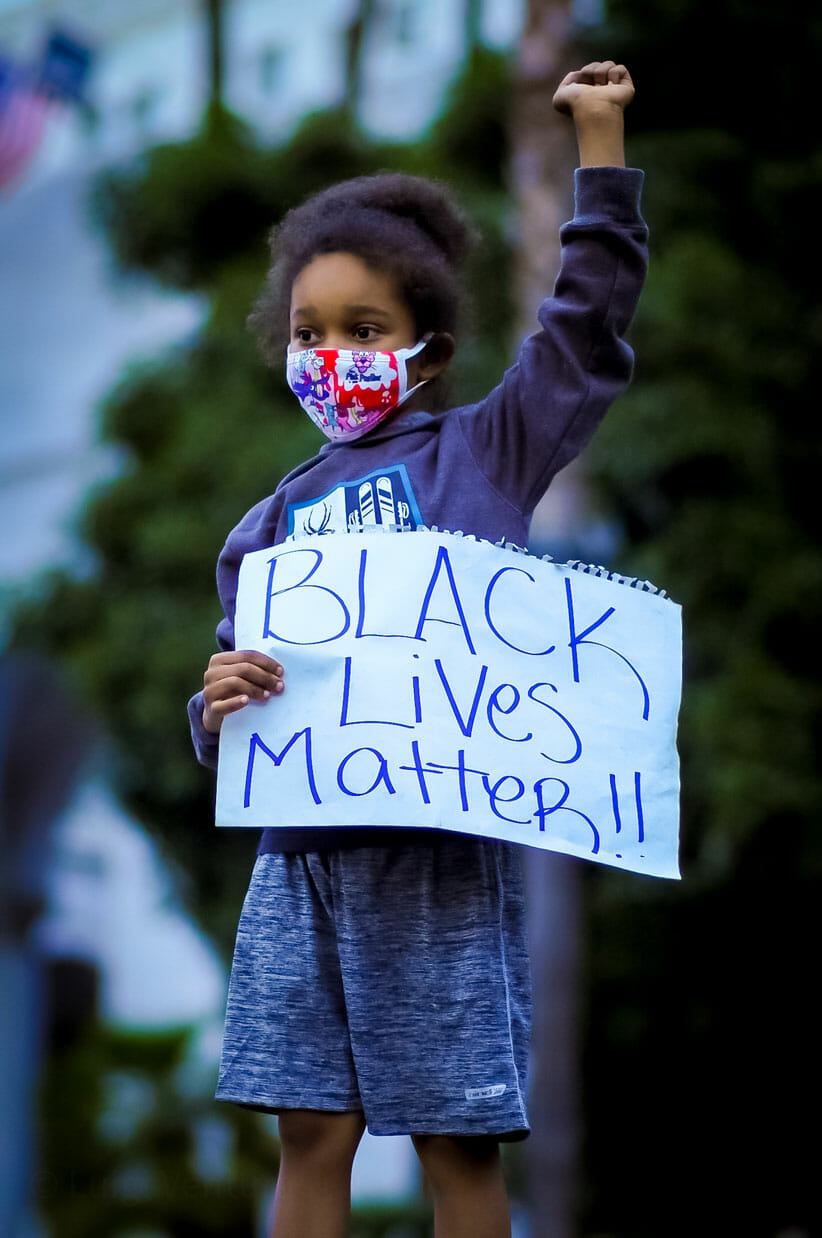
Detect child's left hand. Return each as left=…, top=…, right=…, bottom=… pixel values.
left=553, top=61, right=634, bottom=118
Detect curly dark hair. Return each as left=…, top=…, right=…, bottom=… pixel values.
left=248, top=172, right=477, bottom=370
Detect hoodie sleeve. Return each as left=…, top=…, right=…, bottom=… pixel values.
left=457, top=165, right=648, bottom=516
left=186, top=540, right=238, bottom=770
left=186, top=491, right=283, bottom=769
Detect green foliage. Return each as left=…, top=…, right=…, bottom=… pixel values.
left=581, top=48, right=822, bottom=879
left=574, top=5, right=822, bottom=1234
left=12, top=59, right=515, bottom=1235
left=15, top=271, right=321, bottom=948
left=427, top=45, right=513, bottom=192
left=38, top=1025, right=276, bottom=1237
left=91, top=110, right=276, bottom=291
left=11, top=54, right=514, bottom=959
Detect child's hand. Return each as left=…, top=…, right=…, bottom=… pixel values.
left=202, top=650, right=285, bottom=734
left=553, top=61, right=634, bottom=119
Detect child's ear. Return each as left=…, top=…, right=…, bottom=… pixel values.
left=417, top=333, right=455, bottom=380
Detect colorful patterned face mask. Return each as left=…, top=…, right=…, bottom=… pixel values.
left=285, top=337, right=430, bottom=442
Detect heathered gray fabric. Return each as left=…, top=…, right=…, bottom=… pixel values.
left=216, top=836, right=532, bottom=1139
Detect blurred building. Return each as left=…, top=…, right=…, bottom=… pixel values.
left=1, top=0, right=526, bottom=171
left=0, top=0, right=526, bottom=592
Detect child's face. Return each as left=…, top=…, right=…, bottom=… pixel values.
left=289, top=251, right=417, bottom=356
left=289, top=252, right=453, bottom=399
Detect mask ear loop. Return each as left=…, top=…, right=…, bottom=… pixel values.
left=400, top=332, right=434, bottom=359
left=395, top=333, right=435, bottom=405
left=396, top=377, right=429, bottom=408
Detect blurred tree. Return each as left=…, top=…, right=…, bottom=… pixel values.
left=11, top=51, right=514, bottom=962
left=508, top=6, right=584, bottom=1237
left=204, top=0, right=225, bottom=112
left=39, top=1019, right=276, bottom=1237
left=11, top=40, right=516, bottom=1238
left=572, top=1, right=822, bottom=1234
left=343, top=0, right=377, bottom=116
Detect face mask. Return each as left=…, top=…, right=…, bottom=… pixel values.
left=285, top=337, right=430, bottom=442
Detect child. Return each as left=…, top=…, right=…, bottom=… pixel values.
left=188, top=61, right=647, bottom=1238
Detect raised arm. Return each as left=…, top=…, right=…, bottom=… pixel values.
left=456, top=61, right=646, bottom=517
left=553, top=59, right=634, bottom=168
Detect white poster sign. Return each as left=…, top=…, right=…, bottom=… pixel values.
left=216, top=530, right=682, bottom=879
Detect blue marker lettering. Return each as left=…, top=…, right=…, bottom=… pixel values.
left=413, top=546, right=476, bottom=654
left=564, top=577, right=650, bottom=720
left=484, top=566, right=556, bottom=656
left=339, top=656, right=415, bottom=729
left=434, top=659, right=487, bottom=737
left=527, top=682, right=582, bottom=764
left=264, top=549, right=349, bottom=645
left=486, top=683, right=532, bottom=742
left=482, top=774, right=530, bottom=824
left=244, top=728, right=321, bottom=808
left=533, top=776, right=600, bottom=853
left=336, top=747, right=397, bottom=797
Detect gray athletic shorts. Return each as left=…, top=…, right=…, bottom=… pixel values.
left=216, top=835, right=532, bottom=1140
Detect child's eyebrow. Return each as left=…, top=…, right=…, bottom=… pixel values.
left=343, top=304, right=392, bottom=316
left=291, top=303, right=392, bottom=320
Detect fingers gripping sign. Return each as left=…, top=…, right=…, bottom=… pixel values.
left=203, top=649, right=285, bottom=734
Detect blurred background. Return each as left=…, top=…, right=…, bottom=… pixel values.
left=1, top=1, right=819, bottom=1235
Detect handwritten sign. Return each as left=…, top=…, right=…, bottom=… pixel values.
left=216, top=530, right=682, bottom=878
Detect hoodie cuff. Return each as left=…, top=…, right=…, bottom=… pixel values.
left=572, top=165, right=645, bottom=226
left=188, top=690, right=219, bottom=770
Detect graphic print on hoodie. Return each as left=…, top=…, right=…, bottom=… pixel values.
left=287, top=464, right=424, bottom=537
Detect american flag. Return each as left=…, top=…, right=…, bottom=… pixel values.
left=0, top=58, right=50, bottom=191
left=1, top=31, right=93, bottom=192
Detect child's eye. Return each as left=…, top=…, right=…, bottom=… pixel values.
left=295, top=328, right=315, bottom=345
left=353, top=325, right=380, bottom=341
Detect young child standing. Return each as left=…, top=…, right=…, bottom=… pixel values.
left=188, top=61, right=647, bottom=1238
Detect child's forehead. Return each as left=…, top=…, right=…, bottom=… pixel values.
left=290, top=251, right=403, bottom=312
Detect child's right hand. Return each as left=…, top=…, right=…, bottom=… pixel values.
left=202, top=650, right=285, bottom=733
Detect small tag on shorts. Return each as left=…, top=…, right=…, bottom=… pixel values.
left=465, top=1083, right=507, bottom=1100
